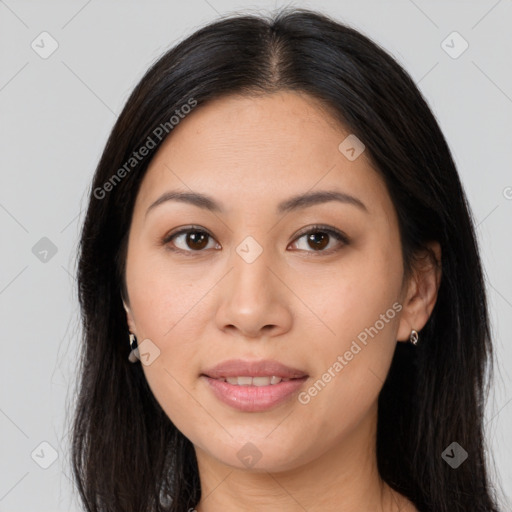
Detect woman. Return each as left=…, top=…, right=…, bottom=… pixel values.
left=71, top=7, right=503, bottom=512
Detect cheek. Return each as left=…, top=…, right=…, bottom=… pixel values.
left=296, top=308, right=399, bottom=452
left=126, top=249, right=209, bottom=406
left=297, top=241, right=402, bottom=411
left=127, top=241, right=208, bottom=337
left=131, top=268, right=210, bottom=438
left=301, top=236, right=402, bottom=344
left=130, top=272, right=207, bottom=372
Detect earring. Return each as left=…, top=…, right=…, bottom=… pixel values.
left=128, top=333, right=139, bottom=363
left=409, top=329, right=419, bottom=345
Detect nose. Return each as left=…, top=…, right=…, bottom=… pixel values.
left=214, top=242, right=293, bottom=340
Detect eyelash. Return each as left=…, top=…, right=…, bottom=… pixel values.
left=161, top=224, right=350, bottom=257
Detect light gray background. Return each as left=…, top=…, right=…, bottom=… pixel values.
left=1, top=1, right=511, bottom=510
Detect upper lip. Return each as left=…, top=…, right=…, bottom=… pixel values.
left=202, top=359, right=308, bottom=379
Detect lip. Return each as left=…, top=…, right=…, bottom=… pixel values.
left=201, top=358, right=308, bottom=379
left=200, top=359, right=309, bottom=412
left=202, top=375, right=309, bottom=412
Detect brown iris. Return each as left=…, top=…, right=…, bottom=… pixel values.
left=306, top=231, right=329, bottom=251
left=186, top=231, right=209, bottom=250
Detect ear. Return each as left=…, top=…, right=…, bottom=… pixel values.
left=122, top=299, right=137, bottom=335
left=396, top=240, right=442, bottom=342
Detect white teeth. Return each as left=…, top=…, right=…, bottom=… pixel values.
left=236, top=376, right=253, bottom=385
left=221, top=376, right=291, bottom=386
left=252, top=376, right=272, bottom=386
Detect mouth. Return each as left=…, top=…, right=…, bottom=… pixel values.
left=200, top=358, right=309, bottom=412
left=200, top=374, right=309, bottom=412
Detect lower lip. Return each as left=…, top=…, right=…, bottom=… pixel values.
left=202, top=376, right=308, bottom=412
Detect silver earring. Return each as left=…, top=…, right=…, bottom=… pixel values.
left=409, top=329, right=419, bottom=345
left=128, top=333, right=139, bottom=363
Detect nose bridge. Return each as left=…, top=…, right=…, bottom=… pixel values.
left=230, top=233, right=275, bottom=301
left=214, top=230, right=292, bottom=337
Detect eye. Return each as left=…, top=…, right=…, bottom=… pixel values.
left=162, top=226, right=219, bottom=255
left=161, top=224, right=349, bottom=256
left=289, top=224, right=349, bottom=254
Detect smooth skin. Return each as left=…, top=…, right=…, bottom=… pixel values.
left=122, top=91, right=441, bottom=511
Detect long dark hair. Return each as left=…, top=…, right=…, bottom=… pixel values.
left=71, top=7, right=503, bottom=511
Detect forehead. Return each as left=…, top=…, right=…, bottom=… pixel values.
left=134, top=91, right=392, bottom=219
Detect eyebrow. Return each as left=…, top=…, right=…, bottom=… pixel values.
left=145, top=189, right=368, bottom=218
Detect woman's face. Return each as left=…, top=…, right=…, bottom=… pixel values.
left=123, top=91, right=417, bottom=472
